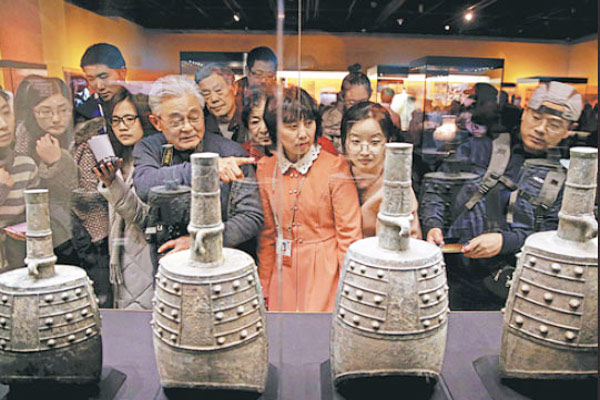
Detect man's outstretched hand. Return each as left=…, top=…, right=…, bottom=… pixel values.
left=218, top=157, right=256, bottom=183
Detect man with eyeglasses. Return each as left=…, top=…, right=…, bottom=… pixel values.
left=238, top=46, right=277, bottom=90
left=421, top=81, right=583, bottom=311
left=133, top=75, right=263, bottom=256
left=75, top=43, right=127, bottom=125
left=235, top=46, right=277, bottom=100
left=195, top=64, right=247, bottom=144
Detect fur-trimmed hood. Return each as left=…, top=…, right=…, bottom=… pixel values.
left=73, top=117, right=105, bottom=145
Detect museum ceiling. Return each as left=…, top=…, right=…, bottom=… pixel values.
left=67, top=0, right=597, bottom=41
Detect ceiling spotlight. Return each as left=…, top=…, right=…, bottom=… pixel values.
left=397, top=18, right=404, bottom=25
left=370, top=1, right=377, bottom=8
left=233, top=13, right=240, bottom=22
left=444, top=24, right=450, bottom=31
left=464, top=11, right=474, bottom=22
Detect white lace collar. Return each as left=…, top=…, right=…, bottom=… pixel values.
left=278, top=144, right=321, bottom=175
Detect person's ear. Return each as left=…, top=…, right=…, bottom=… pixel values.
left=149, top=114, right=162, bottom=132
left=117, top=68, right=127, bottom=82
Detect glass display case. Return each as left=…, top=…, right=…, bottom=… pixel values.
left=0, top=60, right=47, bottom=94
left=406, top=56, right=504, bottom=196
left=408, top=56, right=504, bottom=131
left=501, top=82, right=517, bottom=105
left=367, top=64, right=425, bottom=131
left=367, top=64, right=409, bottom=101
left=407, top=56, right=504, bottom=147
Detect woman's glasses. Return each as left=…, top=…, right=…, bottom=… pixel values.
left=33, top=106, right=71, bottom=119
left=346, top=140, right=385, bottom=153
left=111, top=114, right=139, bottom=128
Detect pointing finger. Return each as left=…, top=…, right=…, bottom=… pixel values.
left=234, top=157, right=256, bottom=166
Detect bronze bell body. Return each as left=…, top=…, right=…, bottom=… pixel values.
left=0, top=189, right=102, bottom=384
left=331, top=143, right=448, bottom=386
left=500, top=147, right=598, bottom=379
left=152, top=153, right=268, bottom=392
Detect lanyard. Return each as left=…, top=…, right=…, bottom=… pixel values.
left=271, top=163, right=307, bottom=237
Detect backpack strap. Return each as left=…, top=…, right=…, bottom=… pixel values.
left=506, top=190, right=519, bottom=224
left=506, top=166, right=567, bottom=229
left=464, top=133, right=514, bottom=210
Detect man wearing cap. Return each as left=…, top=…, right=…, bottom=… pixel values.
left=422, top=81, right=583, bottom=310
left=75, top=43, right=127, bottom=123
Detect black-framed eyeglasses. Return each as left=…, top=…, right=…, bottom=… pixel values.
left=111, top=114, right=139, bottom=128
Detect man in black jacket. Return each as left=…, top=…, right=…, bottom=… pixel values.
left=75, top=43, right=127, bottom=124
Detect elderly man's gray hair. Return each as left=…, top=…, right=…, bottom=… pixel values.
left=148, top=75, right=204, bottom=115
left=194, top=63, right=235, bottom=86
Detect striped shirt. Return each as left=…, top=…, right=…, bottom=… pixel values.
left=0, top=155, right=40, bottom=227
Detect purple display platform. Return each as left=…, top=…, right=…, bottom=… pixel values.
left=0, top=310, right=507, bottom=399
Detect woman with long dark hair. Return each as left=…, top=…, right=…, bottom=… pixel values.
left=13, top=75, right=78, bottom=261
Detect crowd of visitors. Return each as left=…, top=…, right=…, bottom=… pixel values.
left=0, top=41, right=595, bottom=312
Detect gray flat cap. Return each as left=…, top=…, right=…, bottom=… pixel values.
left=528, top=81, right=583, bottom=121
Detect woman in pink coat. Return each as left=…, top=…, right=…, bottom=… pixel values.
left=257, top=86, right=362, bottom=312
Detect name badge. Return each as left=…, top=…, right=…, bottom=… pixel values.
left=276, top=237, right=292, bottom=257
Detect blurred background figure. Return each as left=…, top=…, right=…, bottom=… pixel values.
left=236, top=46, right=277, bottom=96
left=0, top=89, right=40, bottom=270
left=321, top=64, right=372, bottom=154
left=378, top=87, right=402, bottom=132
